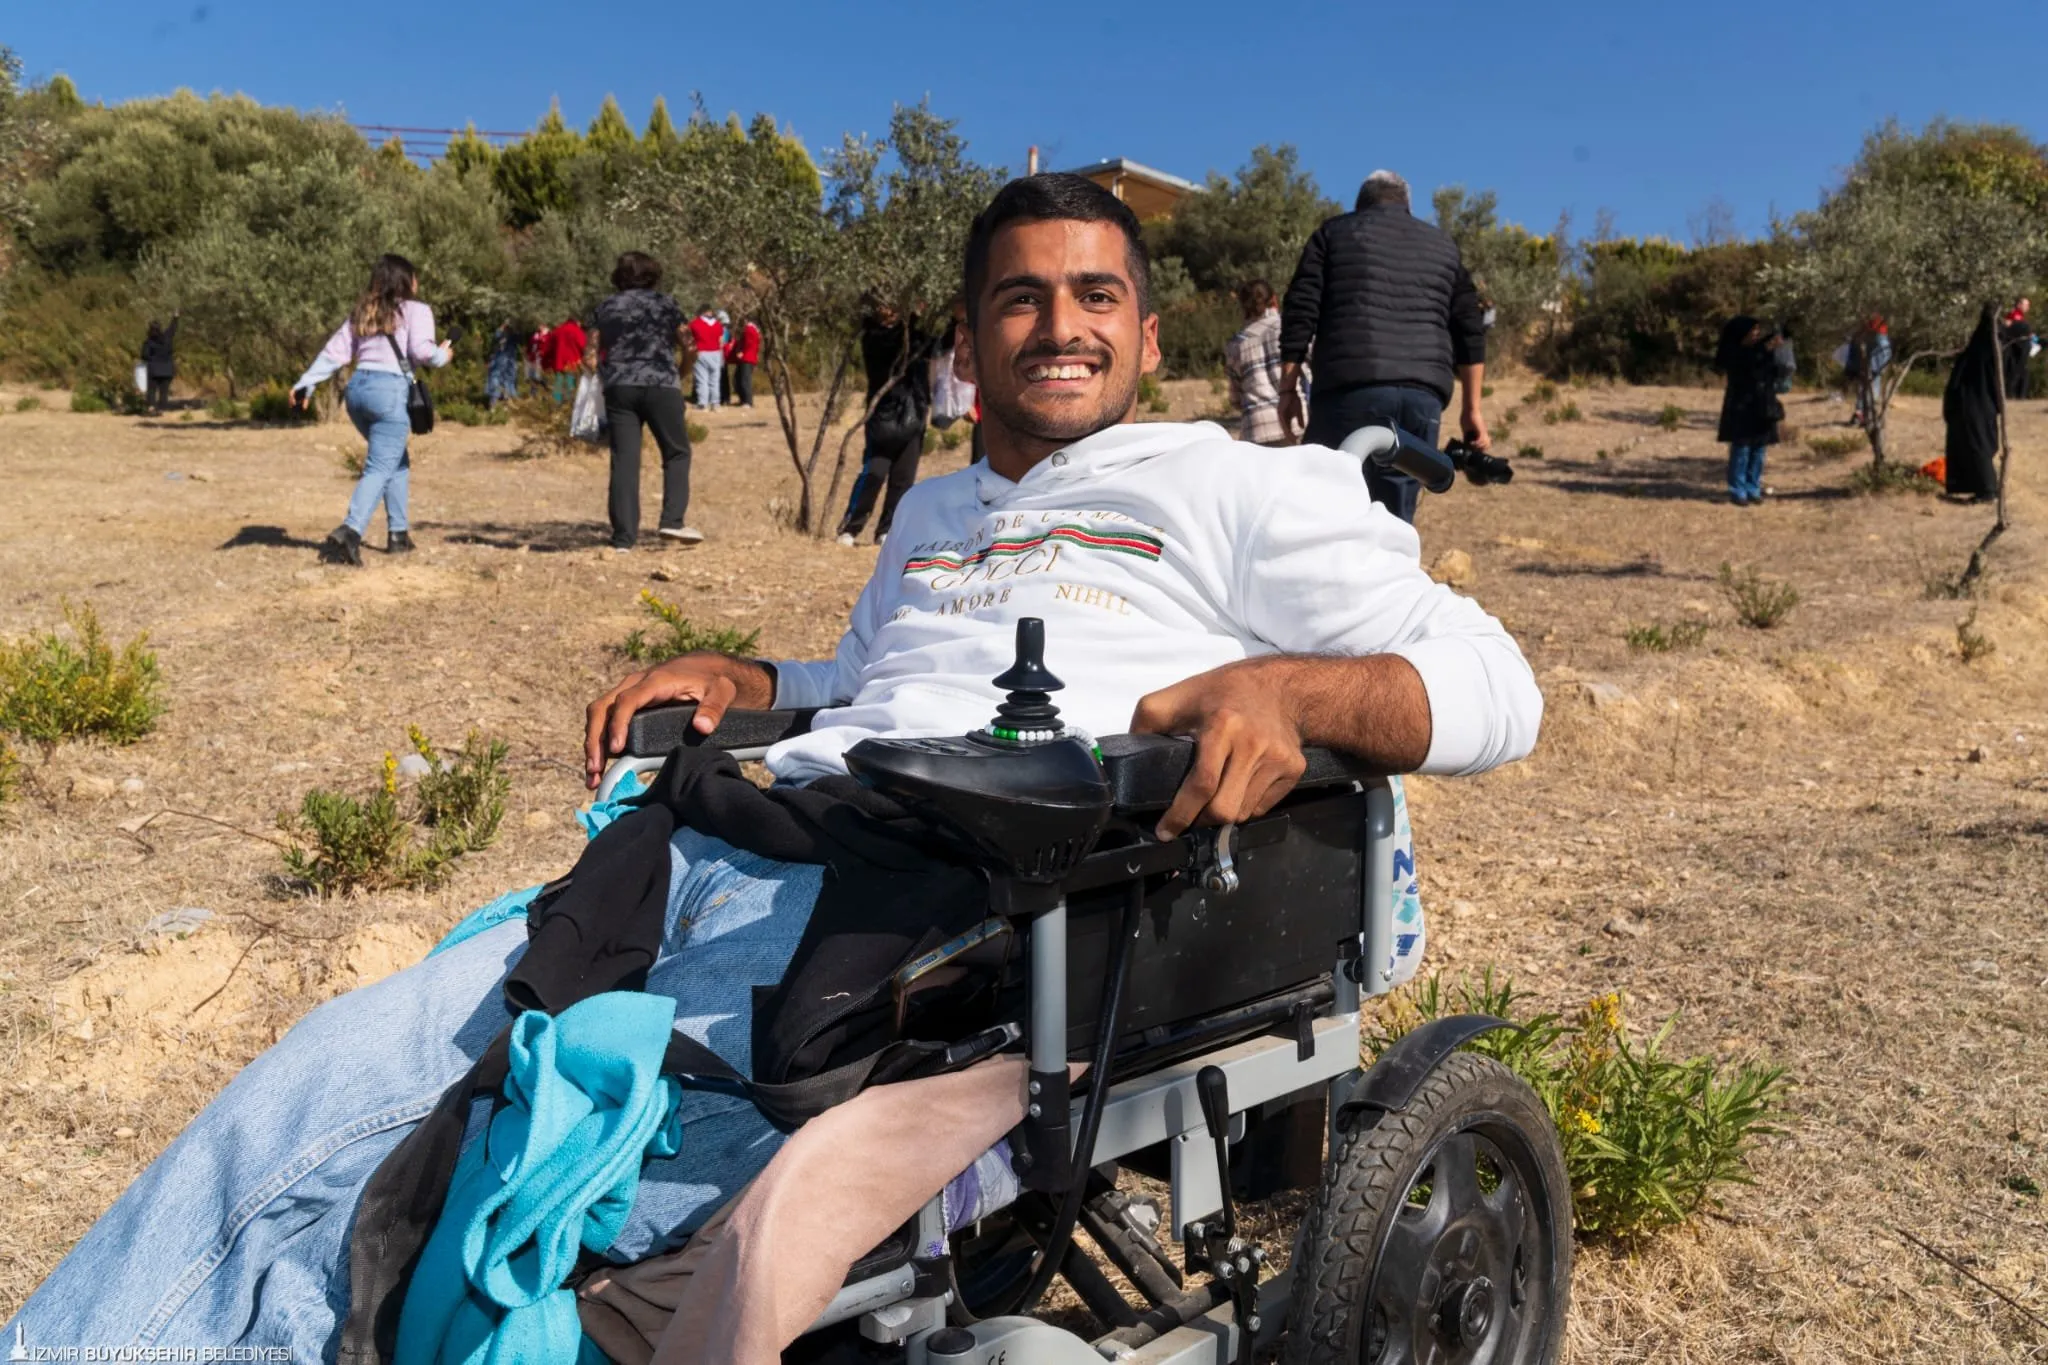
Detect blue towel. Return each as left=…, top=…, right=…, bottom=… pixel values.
left=395, top=992, right=685, bottom=1365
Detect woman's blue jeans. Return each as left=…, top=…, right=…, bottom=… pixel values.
left=1727, top=443, right=1767, bottom=502
left=5, top=830, right=821, bottom=1358
left=344, top=370, right=413, bottom=536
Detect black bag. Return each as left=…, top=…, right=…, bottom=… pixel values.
left=864, top=381, right=925, bottom=450
left=391, top=324, right=435, bottom=435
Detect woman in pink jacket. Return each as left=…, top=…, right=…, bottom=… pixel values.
left=290, top=254, right=453, bottom=565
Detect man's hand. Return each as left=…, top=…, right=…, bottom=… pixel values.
left=583, top=653, right=775, bottom=789
left=1461, top=406, right=1491, bottom=452
left=1456, top=362, right=1490, bottom=451
left=1278, top=363, right=1307, bottom=441
left=1130, top=659, right=1308, bottom=841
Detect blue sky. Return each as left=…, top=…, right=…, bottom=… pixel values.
left=12, top=0, right=2044, bottom=243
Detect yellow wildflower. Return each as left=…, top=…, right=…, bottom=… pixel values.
left=1573, top=1108, right=1602, bottom=1135
left=382, top=751, right=399, bottom=797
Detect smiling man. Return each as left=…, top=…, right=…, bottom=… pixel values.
left=7, top=176, right=1539, bottom=1358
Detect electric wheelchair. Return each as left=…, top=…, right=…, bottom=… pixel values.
left=593, top=428, right=1566, bottom=1365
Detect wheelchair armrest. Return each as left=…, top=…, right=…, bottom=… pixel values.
left=1096, top=733, right=1381, bottom=812
left=623, top=701, right=820, bottom=759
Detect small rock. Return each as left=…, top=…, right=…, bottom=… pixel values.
left=394, top=753, right=434, bottom=781
left=119, top=777, right=146, bottom=795
left=1427, top=548, right=1475, bottom=589
left=1449, top=899, right=1477, bottom=922
left=1964, top=959, right=1999, bottom=977
left=650, top=566, right=681, bottom=583
left=1602, top=916, right=1646, bottom=938
left=523, top=810, right=556, bottom=831
left=1580, top=680, right=1629, bottom=710
left=141, top=906, right=214, bottom=938
left=272, top=760, right=312, bottom=773
left=113, top=1127, right=136, bottom=1140
left=162, top=471, right=185, bottom=481
left=188, top=469, right=212, bottom=482
left=1966, top=745, right=1990, bottom=763
left=68, top=774, right=118, bottom=801
left=69, top=1016, right=94, bottom=1042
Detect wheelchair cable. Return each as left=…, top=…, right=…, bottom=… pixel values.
left=1012, top=876, right=1146, bottom=1316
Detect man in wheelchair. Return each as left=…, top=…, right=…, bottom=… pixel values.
left=8, top=174, right=1545, bottom=1364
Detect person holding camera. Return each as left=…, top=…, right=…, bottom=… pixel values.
left=1714, top=315, right=1792, bottom=507
left=1276, top=170, right=1490, bottom=523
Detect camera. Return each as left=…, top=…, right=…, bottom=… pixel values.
left=1444, top=438, right=1514, bottom=486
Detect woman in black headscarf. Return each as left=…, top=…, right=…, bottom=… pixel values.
left=1715, top=315, right=1787, bottom=506
left=1943, top=308, right=2002, bottom=501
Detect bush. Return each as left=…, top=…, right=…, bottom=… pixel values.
left=14, top=395, right=40, bottom=412
left=1137, top=372, right=1170, bottom=414
left=246, top=384, right=299, bottom=423
left=69, top=387, right=109, bottom=413
left=620, top=589, right=761, bottom=663
left=1543, top=400, right=1583, bottom=424
left=687, top=420, right=710, bottom=444
left=506, top=392, right=576, bottom=456
left=1804, top=432, right=1865, bottom=459
left=437, top=399, right=508, bottom=427
left=1526, top=380, right=1558, bottom=404
left=1655, top=404, right=1685, bottom=431
left=1847, top=461, right=1938, bottom=495
left=1625, top=619, right=1709, bottom=652
left=0, top=736, right=15, bottom=804
left=1374, top=971, right=1787, bottom=1240
left=940, top=423, right=970, bottom=450
left=1956, top=607, right=1995, bottom=662
left=1152, top=292, right=1241, bottom=381
left=921, top=427, right=941, bottom=454
left=0, top=602, right=164, bottom=749
left=1517, top=442, right=1545, bottom=460
left=277, top=729, right=510, bottom=895
left=1718, top=562, right=1799, bottom=628
left=207, top=395, right=245, bottom=421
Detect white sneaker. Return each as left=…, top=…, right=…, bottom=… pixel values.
left=658, top=526, right=705, bottom=545
left=835, top=532, right=856, bottom=548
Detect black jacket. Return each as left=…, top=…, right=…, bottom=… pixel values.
left=1280, top=206, right=1486, bottom=405
left=1714, top=317, right=1787, bottom=446
left=140, top=318, right=179, bottom=379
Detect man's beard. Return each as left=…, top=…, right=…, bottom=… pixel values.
left=981, top=344, right=1141, bottom=447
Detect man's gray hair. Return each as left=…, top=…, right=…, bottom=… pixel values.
left=1356, top=169, right=1410, bottom=211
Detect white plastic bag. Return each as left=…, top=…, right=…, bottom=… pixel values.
left=930, top=348, right=976, bottom=427
left=134, top=363, right=149, bottom=394
left=569, top=373, right=606, bottom=442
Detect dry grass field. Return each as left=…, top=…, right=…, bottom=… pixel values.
left=0, top=375, right=2043, bottom=1361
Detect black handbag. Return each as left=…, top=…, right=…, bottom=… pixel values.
left=390, top=323, right=435, bottom=435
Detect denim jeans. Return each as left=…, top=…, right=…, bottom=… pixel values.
left=692, top=352, right=723, bottom=410
left=6, top=831, right=821, bottom=1357
left=1727, top=443, right=1766, bottom=502
left=343, top=370, right=412, bottom=536
left=1303, top=383, right=1444, bottom=524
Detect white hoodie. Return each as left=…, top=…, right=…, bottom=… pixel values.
left=766, top=421, right=1541, bottom=785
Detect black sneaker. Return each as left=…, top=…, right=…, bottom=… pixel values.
left=387, top=531, right=415, bottom=554
left=320, top=524, right=363, bottom=566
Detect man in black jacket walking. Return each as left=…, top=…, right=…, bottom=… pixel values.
left=1278, top=171, right=1490, bottom=522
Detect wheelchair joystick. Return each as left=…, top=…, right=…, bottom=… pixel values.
left=981, top=617, right=1066, bottom=744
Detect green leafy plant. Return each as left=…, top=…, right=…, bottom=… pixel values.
left=1625, top=619, right=1709, bottom=652
left=940, top=424, right=969, bottom=450
left=246, top=384, right=299, bottom=423
left=1655, top=404, right=1685, bottom=431
left=1543, top=400, right=1583, bottom=424
left=0, top=602, right=164, bottom=750
left=1718, top=562, right=1800, bottom=629
left=620, top=589, right=762, bottom=663
left=69, top=387, right=109, bottom=413
left=687, top=419, right=710, bottom=444
left=1804, top=432, right=1864, bottom=459
left=1517, top=442, right=1545, bottom=460
left=15, top=395, right=40, bottom=412
left=1847, top=461, right=1938, bottom=495
left=437, top=399, right=508, bottom=427
left=0, top=735, right=17, bottom=804
left=207, top=395, right=245, bottom=421
left=278, top=730, right=510, bottom=895
left=1373, top=971, right=1787, bottom=1239
left=1526, top=380, right=1558, bottom=404
left=1138, top=372, right=1170, bottom=414
left=1956, top=607, right=1995, bottom=662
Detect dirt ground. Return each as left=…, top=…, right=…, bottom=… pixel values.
left=0, top=374, right=2043, bottom=1361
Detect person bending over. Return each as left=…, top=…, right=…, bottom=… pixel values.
left=7, top=174, right=1541, bottom=1357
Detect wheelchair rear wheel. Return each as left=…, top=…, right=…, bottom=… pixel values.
left=1283, top=1052, right=1570, bottom=1364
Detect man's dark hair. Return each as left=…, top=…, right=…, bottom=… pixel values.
left=962, top=173, right=1150, bottom=324
left=610, top=251, right=663, bottom=292
left=1355, top=169, right=1411, bottom=212
left=1237, top=279, right=1275, bottom=316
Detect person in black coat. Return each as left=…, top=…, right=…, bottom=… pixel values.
left=140, top=311, right=179, bottom=414
left=1714, top=315, right=1789, bottom=506
left=1999, top=298, right=2034, bottom=401
left=1944, top=308, right=2003, bottom=501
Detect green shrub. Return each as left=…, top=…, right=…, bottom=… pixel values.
left=1625, top=619, right=1709, bottom=652
left=940, top=424, right=969, bottom=450
left=620, top=589, right=761, bottom=663
left=921, top=427, right=941, bottom=454
left=0, top=736, right=17, bottom=805
left=1718, top=562, right=1799, bottom=629
left=687, top=420, right=710, bottom=444
left=437, top=399, right=508, bottom=427
left=1137, top=372, right=1169, bottom=414
left=1897, top=368, right=1945, bottom=398
left=69, top=387, right=110, bottom=413
left=1804, top=432, right=1864, bottom=459
left=278, top=729, right=510, bottom=895
left=1847, top=461, right=1938, bottom=495
left=1374, top=971, right=1787, bottom=1240
left=1655, top=404, right=1685, bottom=431
left=1517, top=442, right=1545, bottom=460
left=1526, top=380, right=1558, bottom=404
left=15, top=395, right=40, bottom=412
left=1956, top=608, right=1995, bottom=662
left=246, top=385, right=298, bottom=423
left=208, top=395, right=245, bottom=422
left=507, top=393, right=576, bottom=456
left=1543, top=400, right=1583, bottom=424
left=0, top=603, right=165, bottom=749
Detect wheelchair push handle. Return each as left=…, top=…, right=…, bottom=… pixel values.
left=1338, top=423, right=1457, bottom=494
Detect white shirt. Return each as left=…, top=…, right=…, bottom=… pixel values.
left=766, top=420, right=1541, bottom=785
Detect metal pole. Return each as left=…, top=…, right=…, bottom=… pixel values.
left=1030, top=899, right=1068, bottom=1073
left=1363, top=784, right=1395, bottom=997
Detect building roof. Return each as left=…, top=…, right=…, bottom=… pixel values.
left=1059, top=157, right=1201, bottom=220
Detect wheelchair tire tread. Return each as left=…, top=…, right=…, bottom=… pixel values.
left=1279, top=1051, right=1571, bottom=1364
